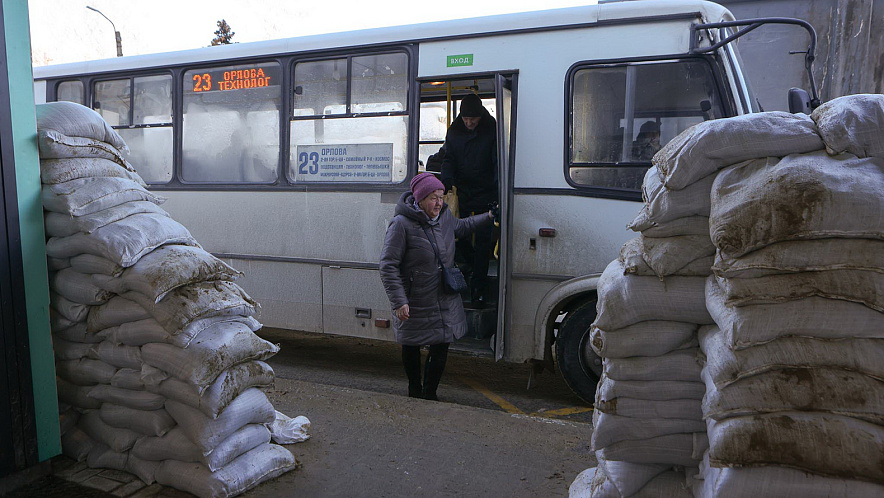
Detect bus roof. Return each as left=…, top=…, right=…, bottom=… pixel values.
left=33, top=0, right=730, bottom=79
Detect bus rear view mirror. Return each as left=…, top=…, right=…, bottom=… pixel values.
left=788, top=87, right=811, bottom=114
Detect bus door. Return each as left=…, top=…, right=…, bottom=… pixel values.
left=494, top=73, right=516, bottom=361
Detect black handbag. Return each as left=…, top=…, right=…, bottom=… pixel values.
left=421, top=225, right=468, bottom=294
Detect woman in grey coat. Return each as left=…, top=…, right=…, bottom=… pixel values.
left=380, top=172, right=493, bottom=400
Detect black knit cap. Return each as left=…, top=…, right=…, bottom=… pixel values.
left=460, top=94, right=484, bottom=117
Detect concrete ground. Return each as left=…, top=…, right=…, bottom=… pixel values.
left=10, top=330, right=596, bottom=497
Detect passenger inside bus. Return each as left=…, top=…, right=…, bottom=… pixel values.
left=631, top=120, right=662, bottom=161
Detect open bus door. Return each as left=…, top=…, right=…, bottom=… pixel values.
left=494, top=73, right=516, bottom=361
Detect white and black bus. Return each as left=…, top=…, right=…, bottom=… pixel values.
left=33, top=0, right=818, bottom=401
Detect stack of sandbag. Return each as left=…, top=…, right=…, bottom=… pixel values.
left=693, top=94, right=884, bottom=497
left=39, top=101, right=299, bottom=498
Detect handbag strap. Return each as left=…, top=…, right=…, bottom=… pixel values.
left=420, top=224, right=445, bottom=269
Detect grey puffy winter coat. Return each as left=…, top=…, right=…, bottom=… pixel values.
left=380, top=191, right=492, bottom=346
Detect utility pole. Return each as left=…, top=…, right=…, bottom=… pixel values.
left=86, top=6, right=123, bottom=57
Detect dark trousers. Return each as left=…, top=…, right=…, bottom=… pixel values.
left=401, top=343, right=450, bottom=400
left=456, top=209, right=495, bottom=298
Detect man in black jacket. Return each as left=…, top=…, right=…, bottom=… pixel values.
left=440, top=93, right=498, bottom=307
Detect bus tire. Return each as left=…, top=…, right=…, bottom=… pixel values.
left=555, top=301, right=601, bottom=404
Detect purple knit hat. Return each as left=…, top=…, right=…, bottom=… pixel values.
left=410, top=172, right=445, bottom=203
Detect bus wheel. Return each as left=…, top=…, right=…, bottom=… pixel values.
left=555, top=301, right=602, bottom=404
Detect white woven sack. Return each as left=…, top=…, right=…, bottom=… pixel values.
left=92, top=245, right=242, bottom=303
left=87, top=341, right=142, bottom=370
left=694, top=452, right=884, bottom=498
left=168, top=315, right=263, bottom=349
left=133, top=424, right=271, bottom=472
left=47, top=256, right=70, bottom=271
left=568, top=467, right=593, bottom=498
left=710, top=151, right=884, bottom=258
left=590, top=321, right=698, bottom=359
left=110, top=368, right=145, bottom=390
left=713, top=238, right=884, bottom=279
left=69, top=254, right=123, bottom=276
left=126, top=281, right=257, bottom=334
left=592, top=411, right=705, bottom=450
left=61, top=426, right=95, bottom=461
left=49, top=308, right=79, bottom=333
left=636, top=215, right=710, bottom=238
left=103, top=319, right=169, bottom=347
left=810, top=94, right=884, bottom=158
left=40, top=157, right=144, bottom=186
left=654, top=111, right=823, bottom=190
left=126, top=455, right=160, bottom=486
left=44, top=200, right=168, bottom=237
left=630, top=166, right=715, bottom=228
left=49, top=292, right=89, bottom=322
left=707, top=413, right=884, bottom=482
left=54, top=322, right=103, bottom=344
left=597, top=374, right=706, bottom=402
left=141, top=321, right=278, bottom=386
left=595, top=395, right=702, bottom=421
left=590, top=463, right=692, bottom=498
left=597, top=432, right=707, bottom=467
left=41, top=177, right=163, bottom=216
left=87, top=296, right=150, bottom=332
left=99, top=404, right=175, bottom=437
left=154, top=443, right=296, bottom=498
left=149, top=361, right=275, bottom=419
left=55, top=358, right=117, bottom=386
left=705, top=276, right=884, bottom=348
left=165, top=387, right=276, bottom=454
left=619, top=236, right=714, bottom=278
left=86, top=444, right=128, bottom=471
left=37, top=129, right=128, bottom=163
left=594, top=260, right=711, bottom=330
left=56, top=378, right=100, bottom=410
left=50, top=268, right=111, bottom=305
left=593, top=452, right=671, bottom=497
left=36, top=101, right=128, bottom=151
left=78, top=410, right=139, bottom=453
left=702, top=365, right=884, bottom=425
left=52, top=336, right=92, bottom=361
left=716, top=270, right=884, bottom=312
left=603, top=349, right=701, bottom=382
left=87, top=384, right=166, bottom=411
left=698, top=324, right=884, bottom=388
left=45, top=213, right=198, bottom=268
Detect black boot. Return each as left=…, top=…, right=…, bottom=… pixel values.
left=422, top=343, right=450, bottom=401
left=402, top=345, right=422, bottom=398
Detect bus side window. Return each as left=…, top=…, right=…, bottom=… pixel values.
left=57, top=80, right=84, bottom=105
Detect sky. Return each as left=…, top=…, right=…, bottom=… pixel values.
left=28, top=0, right=597, bottom=66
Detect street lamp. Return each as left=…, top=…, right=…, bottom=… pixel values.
left=86, top=6, right=123, bottom=57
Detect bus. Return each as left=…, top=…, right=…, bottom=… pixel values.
left=32, top=0, right=818, bottom=402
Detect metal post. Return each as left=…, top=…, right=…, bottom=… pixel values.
left=86, top=6, right=123, bottom=57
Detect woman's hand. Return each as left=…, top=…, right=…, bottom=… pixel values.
left=395, top=304, right=410, bottom=321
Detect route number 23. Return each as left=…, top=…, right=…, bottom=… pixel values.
left=298, top=152, right=320, bottom=174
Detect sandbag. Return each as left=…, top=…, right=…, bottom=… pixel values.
left=127, top=281, right=258, bottom=334
left=52, top=336, right=93, bottom=360
left=148, top=361, right=275, bottom=418
left=710, top=151, right=884, bottom=258
left=165, top=388, right=276, bottom=454
left=699, top=324, right=884, bottom=388
left=46, top=213, right=198, bottom=268
left=55, top=358, right=117, bottom=386
left=154, top=443, right=296, bottom=498
left=569, top=467, right=594, bottom=498
left=705, top=276, right=884, bottom=348
left=810, top=93, right=884, bottom=158
left=603, top=349, right=701, bottom=382
left=269, top=411, right=310, bottom=444
left=87, top=384, right=166, bottom=411
left=133, top=424, right=271, bottom=472
left=629, top=166, right=715, bottom=228
left=596, top=374, right=706, bottom=402
left=590, top=321, right=698, bottom=359
left=597, top=432, right=707, bottom=467
left=707, top=413, right=884, bottom=483
left=37, top=129, right=128, bottom=163
left=126, top=455, right=160, bottom=486
left=54, top=321, right=103, bottom=344
left=44, top=200, right=168, bottom=237
left=595, top=395, right=702, bottom=421
left=715, top=270, right=884, bottom=312
left=41, top=177, right=163, bottom=217
left=56, top=378, right=100, bottom=410
left=713, top=238, right=884, bottom=279
left=36, top=101, right=128, bottom=151
left=594, top=260, right=711, bottom=330
left=49, top=292, right=89, bottom=322
left=92, top=245, right=242, bottom=303
left=40, top=157, right=144, bottom=186
left=99, top=403, right=176, bottom=437
left=654, top=111, right=823, bottom=190
left=78, top=410, right=139, bottom=453
left=87, top=341, right=143, bottom=370
left=110, top=368, right=145, bottom=390
left=619, top=236, right=714, bottom=278
left=47, top=256, right=71, bottom=271
left=169, top=315, right=263, bottom=349
left=103, top=319, right=170, bottom=347
left=592, top=411, right=705, bottom=450
left=591, top=462, right=692, bottom=498
left=141, top=322, right=278, bottom=386
left=86, top=444, right=128, bottom=471
left=69, top=253, right=124, bottom=276
left=594, top=453, right=671, bottom=497
left=702, top=365, right=884, bottom=425
left=87, top=296, right=150, bottom=332
left=50, top=268, right=111, bottom=305
left=61, top=426, right=95, bottom=461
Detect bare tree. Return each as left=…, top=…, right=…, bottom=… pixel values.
left=210, top=19, right=235, bottom=46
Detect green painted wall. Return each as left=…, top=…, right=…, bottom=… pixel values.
left=5, top=0, right=60, bottom=460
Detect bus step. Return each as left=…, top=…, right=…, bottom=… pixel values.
left=464, top=307, right=496, bottom=340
